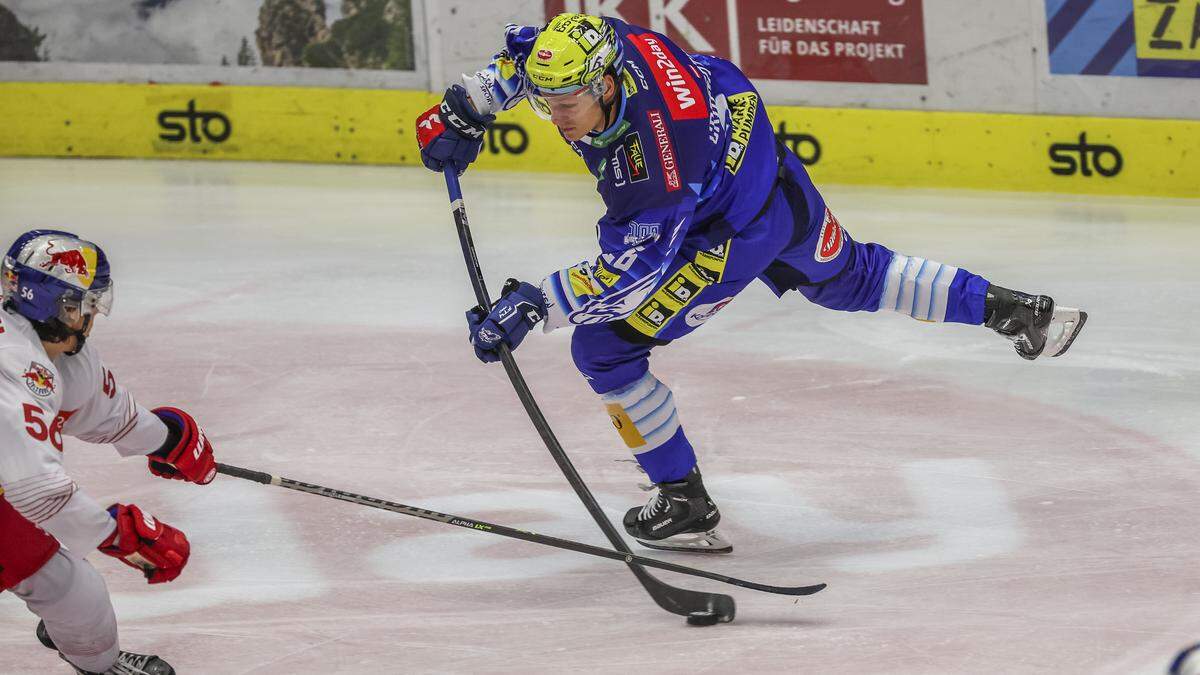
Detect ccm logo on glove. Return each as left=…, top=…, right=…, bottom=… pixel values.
left=415, top=84, right=495, bottom=175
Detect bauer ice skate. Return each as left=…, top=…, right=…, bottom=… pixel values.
left=37, top=620, right=175, bottom=675
left=984, top=285, right=1087, bottom=360
left=623, top=467, right=732, bottom=554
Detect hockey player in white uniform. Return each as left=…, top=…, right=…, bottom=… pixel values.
left=0, top=230, right=218, bottom=675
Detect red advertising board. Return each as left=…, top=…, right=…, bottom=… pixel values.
left=738, top=0, right=927, bottom=84
left=544, top=0, right=927, bottom=84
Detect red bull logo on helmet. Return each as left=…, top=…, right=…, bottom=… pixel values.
left=35, top=240, right=98, bottom=288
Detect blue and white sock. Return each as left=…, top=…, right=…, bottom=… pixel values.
left=878, top=253, right=988, bottom=324
left=601, top=371, right=697, bottom=483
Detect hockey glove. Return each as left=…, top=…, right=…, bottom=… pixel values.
left=466, top=278, right=547, bottom=363
left=100, top=503, right=190, bottom=584
left=147, top=407, right=216, bottom=485
left=503, top=23, right=540, bottom=65
left=416, top=84, right=495, bottom=175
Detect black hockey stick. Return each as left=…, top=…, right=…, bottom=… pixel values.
left=442, top=168, right=744, bottom=621
left=215, top=462, right=825, bottom=597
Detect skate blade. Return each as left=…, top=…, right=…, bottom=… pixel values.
left=635, top=529, right=732, bottom=554
left=1046, top=307, right=1087, bottom=357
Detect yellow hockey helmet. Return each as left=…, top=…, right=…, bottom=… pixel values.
left=525, top=14, right=624, bottom=120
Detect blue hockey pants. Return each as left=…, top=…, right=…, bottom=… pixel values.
left=573, top=149, right=991, bottom=483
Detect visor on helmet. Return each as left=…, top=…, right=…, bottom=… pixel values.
left=60, top=281, right=114, bottom=321
left=525, top=82, right=599, bottom=121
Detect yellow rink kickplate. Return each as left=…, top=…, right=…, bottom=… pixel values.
left=2, top=82, right=1197, bottom=198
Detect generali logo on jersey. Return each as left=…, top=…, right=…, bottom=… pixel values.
left=646, top=110, right=681, bottom=191
left=632, top=33, right=707, bottom=121
left=814, top=208, right=844, bottom=263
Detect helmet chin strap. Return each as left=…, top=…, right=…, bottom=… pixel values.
left=64, top=313, right=93, bottom=356
left=597, top=70, right=620, bottom=127
left=30, top=312, right=92, bottom=356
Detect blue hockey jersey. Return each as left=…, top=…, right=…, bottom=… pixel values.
left=463, top=19, right=783, bottom=332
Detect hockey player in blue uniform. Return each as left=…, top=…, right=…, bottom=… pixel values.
left=415, top=14, right=1087, bottom=554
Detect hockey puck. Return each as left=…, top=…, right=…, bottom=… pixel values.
left=686, top=611, right=720, bottom=626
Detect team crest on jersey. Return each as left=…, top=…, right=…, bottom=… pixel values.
left=23, top=361, right=55, bottom=397
left=815, top=208, right=845, bottom=263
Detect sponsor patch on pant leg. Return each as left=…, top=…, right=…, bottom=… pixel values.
left=600, top=372, right=681, bottom=454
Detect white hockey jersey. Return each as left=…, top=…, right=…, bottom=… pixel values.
left=0, top=308, right=168, bottom=555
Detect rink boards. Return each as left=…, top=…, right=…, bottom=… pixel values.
left=1, top=81, right=1196, bottom=198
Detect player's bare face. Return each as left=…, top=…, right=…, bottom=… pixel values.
left=544, top=76, right=617, bottom=142
left=544, top=88, right=605, bottom=142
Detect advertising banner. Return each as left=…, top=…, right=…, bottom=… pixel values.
left=0, top=81, right=578, bottom=173
left=735, top=0, right=927, bottom=84
left=4, top=81, right=1198, bottom=198
left=0, top=0, right=415, bottom=70
left=545, top=0, right=928, bottom=84
left=1047, top=0, right=1200, bottom=78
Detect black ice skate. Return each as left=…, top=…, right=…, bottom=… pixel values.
left=623, top=467, right=732, bottom=554
left=37, top=620, right=175, bottom=675
left=984, top=285, right=1087, bottom=360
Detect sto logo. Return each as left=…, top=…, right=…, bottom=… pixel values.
left=814, top=208, right=844, bottom=263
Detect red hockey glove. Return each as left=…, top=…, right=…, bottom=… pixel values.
left=100, top=503, right=190, bottom=584
left=147, top=407, right=216, bottom=485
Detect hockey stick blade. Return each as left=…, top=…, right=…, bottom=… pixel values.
left=216, top=463, right=825, bottom=597
left=441, top=168, right=740, bottom=620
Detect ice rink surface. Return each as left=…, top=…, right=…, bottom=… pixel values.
left=1, top=157, right=1198, bottom=674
